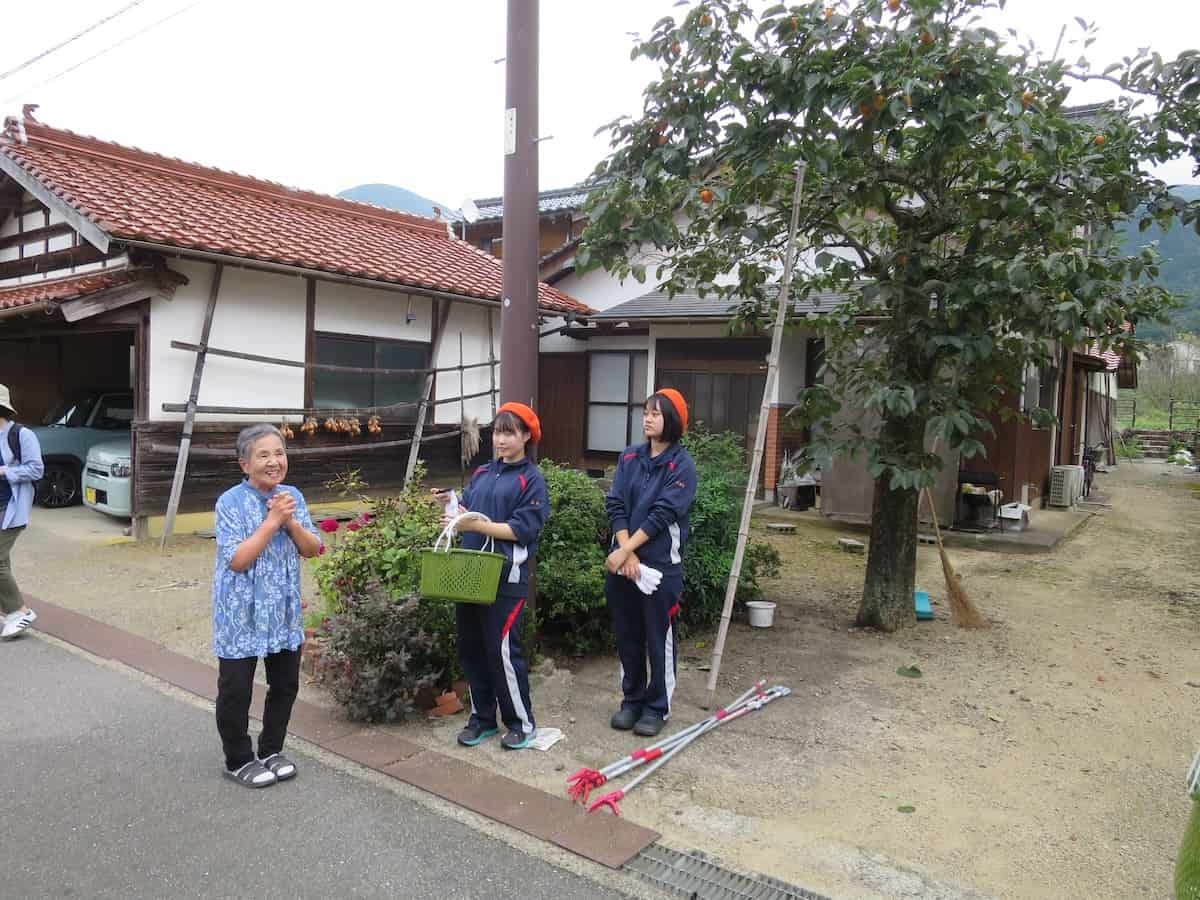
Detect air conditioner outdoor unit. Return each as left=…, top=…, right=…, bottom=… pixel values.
left=1049, top=465, right=1085, bottom=507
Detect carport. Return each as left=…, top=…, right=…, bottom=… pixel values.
left=0, top=268, right=184, bottom=507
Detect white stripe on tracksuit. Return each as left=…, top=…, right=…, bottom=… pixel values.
left=501, top=631, right=533, bottom=734
left=668, top=523, right=681, bottom=564
left=508, top=545, right=528, bottom=584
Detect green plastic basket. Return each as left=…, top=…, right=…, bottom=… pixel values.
left=420, top=515, right=504, bottom=604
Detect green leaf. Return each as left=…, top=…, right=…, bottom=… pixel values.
left=896, top=665, right=922, bottom=679
left=897, top=805, right=917, bottom=814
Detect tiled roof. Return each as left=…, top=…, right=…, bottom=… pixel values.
left=591, top=286, right=850, bottom=321
left=0, top=266, right=184, bottom=310
left=0, top=119, right=591, bottom=316
left=473, top=183, right=599, bottom=221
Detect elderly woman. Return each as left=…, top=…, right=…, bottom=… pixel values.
left=212, top=423, right=321, bottom=787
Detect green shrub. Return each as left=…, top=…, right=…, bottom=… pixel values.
left=321, top=586, right=443, bottom=723
left=315, top=464, right=459, bottom=687
left=681, top=428, right=782, bottom=631
left=535, top=461, right=610, bottom=655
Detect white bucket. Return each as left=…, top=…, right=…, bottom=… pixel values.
left=746, top=601, right=777, bottom=628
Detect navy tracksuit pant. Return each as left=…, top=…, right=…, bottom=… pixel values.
left=456, top=595, right=535, bottom=735
left=606, top=572, right=681, bottom=719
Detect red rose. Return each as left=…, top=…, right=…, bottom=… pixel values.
left=319, top=518, right=339, bottom=533
left=346, top=519, right=361, bottom=532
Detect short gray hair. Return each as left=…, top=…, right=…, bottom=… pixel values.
left=236, top=423, right=286, bottom=460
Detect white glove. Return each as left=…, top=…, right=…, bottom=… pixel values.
left=636, top=564, right=664, bottom=596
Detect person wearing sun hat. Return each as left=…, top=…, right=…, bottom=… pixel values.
left=603, top=388, right=697, bottom=737
left=433, top=401, right=549, bottom=750
left=0, top=385, right=44, bottom=641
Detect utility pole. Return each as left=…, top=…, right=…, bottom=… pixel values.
left=500, top=0, right=538, bottom=410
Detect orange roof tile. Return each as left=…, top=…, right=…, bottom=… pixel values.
left=0, top=266, right=184, bottom=310
left=0, top=119, right=592, bottom=316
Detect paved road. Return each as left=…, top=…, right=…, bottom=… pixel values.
left=0, top=635, right=636, bottom=900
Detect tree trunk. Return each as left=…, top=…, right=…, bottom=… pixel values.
left=856, top=477, right=920, bottom=631
left=856, top=403, right=923, bottom=632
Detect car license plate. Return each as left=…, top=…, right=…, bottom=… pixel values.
left=85, top=487, right=97, bottom=504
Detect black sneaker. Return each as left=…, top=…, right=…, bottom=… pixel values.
left=633, top=713, right=665, bottom=737
left=500, top=728, right=533, bottom=750
left=610, top=707, right=640, bottom=731
left=457, top=723, right=499, bottom=747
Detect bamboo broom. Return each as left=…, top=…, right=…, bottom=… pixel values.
left=920, top=484, right=987, bottom=628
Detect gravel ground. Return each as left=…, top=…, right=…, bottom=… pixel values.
left=14, top=461, right=1196, bottom=899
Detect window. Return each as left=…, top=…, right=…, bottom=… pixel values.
left=312, top=333, right=428, bottom=418
left=92, top=393, right=134, bottom=430
left=586, top=351, right=647, bottom=452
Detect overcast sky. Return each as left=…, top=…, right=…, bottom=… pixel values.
left=1, top=0, right=1197, bottom=210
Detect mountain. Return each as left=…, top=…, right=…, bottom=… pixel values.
left=1118, top=185, right=1200, bottom=341
left=337, top=183, right=454, bottom=219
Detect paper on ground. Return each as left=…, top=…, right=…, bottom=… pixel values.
left=528, top=727, right=565, bottom=751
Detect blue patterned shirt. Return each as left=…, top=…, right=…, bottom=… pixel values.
left=212, top=481, right=318, bottom=660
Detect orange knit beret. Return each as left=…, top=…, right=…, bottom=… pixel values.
left=655, top=388, right=688, bottom=433
left=497, top=401, right=542, bottom=444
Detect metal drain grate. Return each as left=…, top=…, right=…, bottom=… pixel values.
left=625, top=844, right=831, bottom=900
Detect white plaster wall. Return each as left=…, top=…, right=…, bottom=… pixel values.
left=149, top=260, right=307, bottom=422
left=434, top=302, right=497, bottom=425
left=775, top=329, right=811, bottom=407
left=314, top=281, right=433, bottom=342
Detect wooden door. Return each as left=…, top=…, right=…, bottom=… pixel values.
left=537, top=354, right=586, bottom=466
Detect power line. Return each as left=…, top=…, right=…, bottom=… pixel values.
left=2, top=0, right=210, bottom=106
left=0, top=0, right=150, bottom=84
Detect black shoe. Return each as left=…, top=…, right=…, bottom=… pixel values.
left=457, top=723, right=498, bottom=747
left=633, top=713, right=665, bottom=737
left=500, top=728, right=533, bottom=750
left=610, top=707, right=640, bottom=731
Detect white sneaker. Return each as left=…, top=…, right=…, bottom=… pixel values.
left=1, top=608, right=36, bottom=639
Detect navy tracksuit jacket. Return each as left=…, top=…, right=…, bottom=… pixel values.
left=458, top=457, right=549, bottom=735
left=604, top=441, right=697, bottom=719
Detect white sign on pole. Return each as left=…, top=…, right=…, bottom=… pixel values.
left=504, top=108, right=517, bottom=156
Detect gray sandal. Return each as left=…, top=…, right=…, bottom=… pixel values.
left=259, top=753, right=297, bottom=781
left=225, top=760, right=277, bottom=788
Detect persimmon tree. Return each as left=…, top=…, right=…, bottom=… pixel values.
left=578, top=0, right=1199, bottom=630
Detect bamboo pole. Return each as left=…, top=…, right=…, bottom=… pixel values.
left=160, top=263, right=222, bottom=550
left=406, top=298, right=454, bottom=484
left=704, top=162, right=807, bottom=708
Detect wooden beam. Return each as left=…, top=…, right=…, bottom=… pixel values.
left=405, top=297, right=454, bottom=484
left=0, top=155, right=111, bottom=253
left=60, top=281, right=169, bottom=323
left=0, top=222, right=74, bottom=251
left=168, top=340, right=494, bottom=375
left=161, top=263, right=222, bottom=549
left=147, top=428, right=462, bottom=459
left=157, top=389, right=492, bottom=418
left=0, top=243, right=111, bottom=279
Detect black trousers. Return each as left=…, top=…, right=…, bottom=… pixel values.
left=215, top=648, right=301, bottom=771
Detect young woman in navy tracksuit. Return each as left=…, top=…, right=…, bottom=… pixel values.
left=435, top=402, right=549, bottom=750
left=604, top=388, right=697, bottom=737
